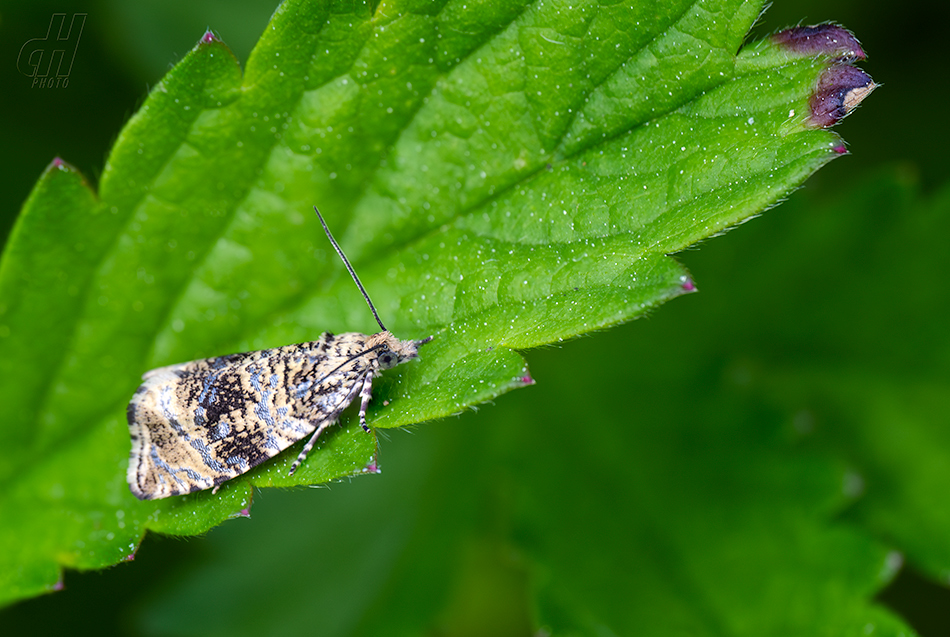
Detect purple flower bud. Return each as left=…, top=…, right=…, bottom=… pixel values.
left=772, top=24, right=865, bottom=60
left=809, top=65, right=876, bottom=128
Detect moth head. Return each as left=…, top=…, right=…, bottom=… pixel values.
left=370, top=332, right=433, bottom=370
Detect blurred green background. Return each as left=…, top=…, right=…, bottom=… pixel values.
left=2, top=0, right=949, bottom=635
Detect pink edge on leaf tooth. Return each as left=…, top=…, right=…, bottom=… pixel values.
left=809, top=64, right=876, bottom=128
left=363, top=458, right=380, bottom=474
left=124, top=551, right=137, bottom=562
left=772, top=24, right=866, bottom=60
left=832, top=144, right=848, bottom=154
left=47, top=157, right=77, bottom=174
left=235, top=507, right=251, bottom=518
left=200, top=30, right=217, bottom=44
left=51, top=578, right=64, bottom=592
left=681, top=277, right=697, bottom=292
left=519, top=374, right=536, bottom=386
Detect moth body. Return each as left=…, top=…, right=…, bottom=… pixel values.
left=126, top=207, right=432, bottom=500
left=127, top=331, right=429, bottom=500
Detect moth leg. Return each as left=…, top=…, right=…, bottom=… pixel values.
left=288, top=419, right=336, bottom=476
left=358, top=372, right=375, bottom=433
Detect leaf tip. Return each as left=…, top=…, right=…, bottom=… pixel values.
left=362, top=456, right=381, bottom=474
left=41, top=156, right=94, bottom=193
left=45, top=156, right=75, bottom=174
left=808, top=65, right=877, bottom=128
left=882, top=551, right=905, bottom=583
left=199, top=29, right=219, bottom=45
left=680, top=276, right=697, bottom=293
left=843, top=469, right=866, bottom=499
left=771, top=24, right=866, bottom=61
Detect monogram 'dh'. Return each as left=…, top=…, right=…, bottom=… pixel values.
left=127, top=208, right=431, bottom=500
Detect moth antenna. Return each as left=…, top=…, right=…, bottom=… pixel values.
left=313, top=206, right=388, bottom=333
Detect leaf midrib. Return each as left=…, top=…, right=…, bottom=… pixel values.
left=194, top=0, right=739, bottom=354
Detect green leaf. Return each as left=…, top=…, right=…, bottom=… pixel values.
left=0, top=0, right=873, bottom=605
left=111, top=169, right=941, bottom=637
left=719, top=172, right=950, bottom=587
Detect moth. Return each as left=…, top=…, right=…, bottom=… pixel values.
left=127, top=207, right=431, bottom=500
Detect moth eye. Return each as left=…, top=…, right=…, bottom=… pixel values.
left=378, top=349, right=397, bottom=369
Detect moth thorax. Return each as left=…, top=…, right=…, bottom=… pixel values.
left=367, top=331, right=432, bottom=369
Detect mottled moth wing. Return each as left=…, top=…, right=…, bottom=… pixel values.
left=141, top=350, right=264, bottom=380
left=127, top=332, right=373, bottom=500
